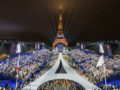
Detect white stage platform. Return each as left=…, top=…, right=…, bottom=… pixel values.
left=22, top=53, right=100, bottom=90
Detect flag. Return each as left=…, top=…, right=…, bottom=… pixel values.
left=37, top=43, right=40, bottom=50
left=106, top=44, right=112, bottom=56
left=10, top=43, right=15, bottom=56
left=96, top=55, right=104, bottom=67
left=81, top=44, right=84, bottom=49
left=99, top=43, right=104, bottom=54
left=35, top=44, right=38, bottom=50
left=16, top=43, right=21, bottom=54
left=17, top=59, right=19, bottom=71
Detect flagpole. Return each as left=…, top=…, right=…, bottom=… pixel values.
left=103, top=56, right=107, bottom=90
left=16, top=69, right=18, bottom=89
left=16, top=54, right=20, bottom=89
left=98, top=43, right=107, bottom=89
left=15, top=43, right=21, bottom=89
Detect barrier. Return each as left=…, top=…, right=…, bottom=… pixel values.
left=0, top=74, right=22, bottom=88
left=97, top=74, right=120, bottom=87
left=69, top=53, right=96, bottom=74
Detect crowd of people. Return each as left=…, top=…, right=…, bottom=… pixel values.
left=38, top=79, right=85, bottom=90
left=0, top=50, right=52, bottom=80
left=69, top=49, right=95, bottom=61
left=65, top=49, right=120, bottom=89
left=0, top=49, right=58, bottom=89
left=21, top=50, right=58, bottom=88
left=0, top=46, right=120, bottom=89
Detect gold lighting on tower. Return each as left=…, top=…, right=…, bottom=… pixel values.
left=53, top=4, right=68, bottom=47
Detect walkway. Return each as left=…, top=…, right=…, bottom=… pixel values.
left=22, top=53, right=100, bottom=90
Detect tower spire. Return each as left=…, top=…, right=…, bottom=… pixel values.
left=58, top=4, right=63, bottom=30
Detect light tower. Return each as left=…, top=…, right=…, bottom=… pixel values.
left=53, top=5, right=68, bottom=47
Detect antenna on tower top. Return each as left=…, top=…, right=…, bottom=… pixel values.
left=59, top=4, right=62, bottom=9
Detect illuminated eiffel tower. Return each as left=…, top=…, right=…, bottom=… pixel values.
left=53, top=5, right=68, bottom=47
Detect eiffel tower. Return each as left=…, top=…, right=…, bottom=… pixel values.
left=53, top=5, right=68, bottom=48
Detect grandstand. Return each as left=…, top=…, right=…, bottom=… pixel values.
left=0, top=40, right=120, bottom=89
left=0, top=42, right=120, bottom=90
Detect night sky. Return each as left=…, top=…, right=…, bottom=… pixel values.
left=0, top=0, right=120, bottom=45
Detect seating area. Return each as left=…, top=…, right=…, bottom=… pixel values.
left=0, top=46, right=120, bottom=89
left=0, top=49, right=53, bottom=89
left=0, top=40, right=120, bottom=90
left=66, top=49, right=120, bottom=89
